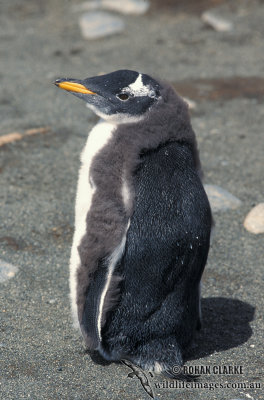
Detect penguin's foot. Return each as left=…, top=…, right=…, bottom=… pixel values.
left=131, top=359, right=199, bottom=381
left=140, top=360, right=170, bottom=375
left=124, top=336, right=183, bottom=377
left=133, top=359, right=181, bottom=377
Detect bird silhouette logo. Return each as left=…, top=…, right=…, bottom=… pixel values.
left=122, top=359, right=156, bottom=399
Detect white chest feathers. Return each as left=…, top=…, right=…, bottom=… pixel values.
left=76, top=120, right=116, bottom=223
left=69, top=120, right=116, bottom=327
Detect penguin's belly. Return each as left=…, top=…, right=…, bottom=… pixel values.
left=69, top=121, right=116, bottom=328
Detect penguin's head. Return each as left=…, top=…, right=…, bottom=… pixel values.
left=54, top=70, right=162, bottom=123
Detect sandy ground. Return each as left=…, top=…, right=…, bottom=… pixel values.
left=0, top=0, right=263, bottom=399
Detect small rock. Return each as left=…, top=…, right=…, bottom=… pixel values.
left=204, top=184, right=242, bottom=212
left=244, top=203, right=264, bottom=234
left=201, top=11, right=233, bottom=32
left=74, top=0, right=150, bottom=15
left=0, top=259, right=18, bottom=283
left=79, top=11, right=125, bottom=39
left=183, top=97, right=197, bottom=111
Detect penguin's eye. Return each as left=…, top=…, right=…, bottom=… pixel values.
left=117, top=93, right=130, bottom=101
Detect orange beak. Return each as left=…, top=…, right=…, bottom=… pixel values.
left=54, top=80, right=96, bottom=95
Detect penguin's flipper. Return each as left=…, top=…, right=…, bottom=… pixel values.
left=80, top=257, right=109, bottom=349
left=81, top=256, right=123, bottom=350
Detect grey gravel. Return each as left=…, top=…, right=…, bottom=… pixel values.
left=204, top=184, right=242, bottom=212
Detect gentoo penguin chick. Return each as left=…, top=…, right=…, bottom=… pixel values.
left=54, top=70, right=212, bottom=376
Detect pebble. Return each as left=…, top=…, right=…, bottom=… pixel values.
left=0, top=259, right=18, bottom=283
left=183, top=97, right=197, bottom=111
left=74, top=0, right=150, bottom=15
left=79, top=11, right=125, bottom=39
left=201, top=11, right=233, bottom=32
left=204, top=184, right=242, bottom=212
left=244, top=203, right=264, bottom=234
left=245, top=394, right=254, bottom=400
left=48, top=298, right=57, bottom=304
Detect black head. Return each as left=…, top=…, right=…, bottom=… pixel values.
left=54, top=70, right=162, bottom=123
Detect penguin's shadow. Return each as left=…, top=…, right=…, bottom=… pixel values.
left=185, top=297, right=255, bottom=361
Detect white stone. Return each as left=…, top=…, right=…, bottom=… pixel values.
left=245, top=394, right=254, bottom=400
left=0, top=259, right=18, bottom=283
left=182, top=97, right=197, bottom=111
left=204, top=184, right=242, bottom=212
left=79, top=11, right=124, bottom=40
left=244, top=203, right=264, bottom=234
left=74, top=0, right=150, bottom=15
left=201, top=11, right=233, bottom=32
